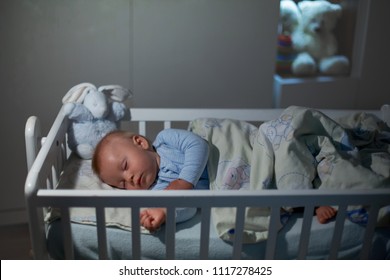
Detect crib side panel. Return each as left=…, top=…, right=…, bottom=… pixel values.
left=25, top=107, right=70, bottom=259
left=36, top=188, right=390, bottom=260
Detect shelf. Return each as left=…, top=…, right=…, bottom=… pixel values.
left=273, top=74, right=359, bottom=109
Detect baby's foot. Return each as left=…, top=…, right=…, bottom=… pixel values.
left=315, top=206, right=337, bottom=224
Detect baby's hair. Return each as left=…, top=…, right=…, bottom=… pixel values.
left=92, top=130, right=137, bottom=176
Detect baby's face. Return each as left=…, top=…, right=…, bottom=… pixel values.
left=98, top=135, right=159, bottom=190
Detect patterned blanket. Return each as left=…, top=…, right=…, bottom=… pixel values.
left=190, top=106, right=390, bottom=243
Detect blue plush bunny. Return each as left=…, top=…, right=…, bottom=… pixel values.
left=62, top=83, right=132, bottom=159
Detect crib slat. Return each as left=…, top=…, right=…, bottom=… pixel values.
left=297, top=205, right=314, bottom=259
left=54, top=140, right=64, bottom=183
left=232, top=206, right=246, bottom=259
left=359, top=205, right=380, bottom=259
left=265, top=207, right=281, bottom=260
left=165, top=207, right=176, bottom=259
left=60, top=207, right=74, bottom=259
left=199, top=207, right=211, bottom=259
left=96, top=207, right=108, bottom=260
left=46, top=172, right=53, bottom=190
left=164, top=121, right=171, bottom=129
left=328, top=205, right=347, bottom=259
left=51, top=165, right=59, bottom=188
left=131, top=207, right=141, bottom=260
left=61, top=140, right=67, bottom=168
left=138, top=121, right=146, bottom=136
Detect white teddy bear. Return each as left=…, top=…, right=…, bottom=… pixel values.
left=279, top=0, right=301, bottom=35
left=282, top=0, right=350, bottom=76
left=276, top=0, right=302, bottom=75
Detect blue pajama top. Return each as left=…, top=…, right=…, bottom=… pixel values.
left=151, top=129, right=209, bottom=222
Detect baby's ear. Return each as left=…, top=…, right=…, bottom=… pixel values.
left=133, top=135, right=151, bottom=150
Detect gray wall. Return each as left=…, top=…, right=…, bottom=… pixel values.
left=0, top=0, right=132, bottom=224
left=0, top=0, right=279, bottom=225
left=0, top=0, right=389, bottom=225
left=356, top=0, right=390, bottom=108
left=132, top=0, right=277, bottom=108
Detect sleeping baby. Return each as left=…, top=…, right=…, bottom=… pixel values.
left=91, top=129, right=209, bottom=232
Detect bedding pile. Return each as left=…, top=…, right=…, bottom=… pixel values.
left=189, top=106, right=390, bottom=243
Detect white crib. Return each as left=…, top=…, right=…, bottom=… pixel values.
left=25, top=106, right=390, bottom=260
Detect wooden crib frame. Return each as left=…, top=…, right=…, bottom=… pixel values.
left=25, top=106, right=390, bottom=260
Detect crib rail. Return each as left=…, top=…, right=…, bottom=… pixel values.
left=130, top=106, right=390, bottom=130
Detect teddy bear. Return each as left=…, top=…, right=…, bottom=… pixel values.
left=279, top=0, right=301, bottom=35
left=62, top=82, right=132, bottom=159
left=275, top=0, right=301, bottom=75
left=279, top=0, right=350, bottom=76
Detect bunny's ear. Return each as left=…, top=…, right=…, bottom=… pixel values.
left=98, top=85, right=133, bottom=102
left=62, top=83, right=96, bottom=104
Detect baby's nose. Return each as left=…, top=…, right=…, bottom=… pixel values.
left=125, top=172, right=134, bottom=184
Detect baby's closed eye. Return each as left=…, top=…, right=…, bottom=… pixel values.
left=121, top=159, right=128, bottom=170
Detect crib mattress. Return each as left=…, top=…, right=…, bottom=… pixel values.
left=46, top=210, right=390, bottom=260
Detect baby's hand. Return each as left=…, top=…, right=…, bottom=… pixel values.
left=166, top=179, right=193, bottom=190
left=140, top=208, right=166, bottom=232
